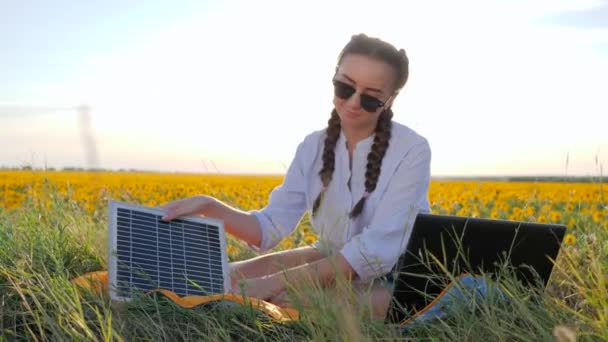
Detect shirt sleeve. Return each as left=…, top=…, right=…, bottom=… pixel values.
left=339, top=138, right=432, bottom=282
left=247, top=140, right=309, bottom=252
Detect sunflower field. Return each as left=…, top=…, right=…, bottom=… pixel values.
left=0, top=170, right=606, bottom=340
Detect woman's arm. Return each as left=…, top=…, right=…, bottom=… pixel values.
left=160, top=195, right=264, bottom=249
left=277, top=253, right=355, bottom=287
left=230, top=246, right=325, bottom=282
left=200, top=196, right=264, bottom=248
left=230, top=253, right=356, bottom=300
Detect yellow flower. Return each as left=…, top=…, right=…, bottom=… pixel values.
left=549, top=211, right=562, bottom=223
left=538, top=215, right=547, bottom=223
left=227, top=245, right=238, bottom=257
left=592, top=210, right=604, bottom=223
left=525, top=206, right=536, bottom=216
left=304, top=235, right=317, bottom=245
left=279, top=239, right=295, bottom=250
left=457, top=207, right=469, bottom=217
left=568, top=218, right=576, bottom=229
left=564, top=233, right=576, bottom=245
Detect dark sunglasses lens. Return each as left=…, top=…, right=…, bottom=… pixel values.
left=333, top=81, right=355, bottom=100
left=360, top=94, right=383, bottom=112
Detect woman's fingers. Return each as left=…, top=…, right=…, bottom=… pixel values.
left=157, top=196, right=209, bottom=222
left=160, top=211, right=175, bottom=222
left=159, top=200, right=185, bottom=221
left=159, top=198, right=194, bottom=221
left=161, top=206, right=185, bottom=221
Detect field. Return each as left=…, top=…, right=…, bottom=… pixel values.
left=0, top=170, right=606, bottom=340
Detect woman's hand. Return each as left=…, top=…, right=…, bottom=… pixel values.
left=158, top=195, right=213, bottom=221
left=229, top=274, right=285, bottom=302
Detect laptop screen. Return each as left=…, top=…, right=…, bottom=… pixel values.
left=385, top=213, right=565, bottom=323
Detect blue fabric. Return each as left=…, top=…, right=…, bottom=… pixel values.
left=401, top=275, right=509, bottom=332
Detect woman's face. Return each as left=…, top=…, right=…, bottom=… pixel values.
left=333, top=54, right=397, bottom=133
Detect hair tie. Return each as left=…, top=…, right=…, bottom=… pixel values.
left=362, top=191, right=370, bottom=199
left=321, top=186, right=327, bottom=193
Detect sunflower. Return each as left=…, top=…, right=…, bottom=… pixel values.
left=549, top=211, right=562, bottom=223
left=564, top=234, right=576, bottom=245
left=592, top=210, right=605, bottom=223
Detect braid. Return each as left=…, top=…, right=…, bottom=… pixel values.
left=312, top=109, right=341, bottom=218
left=349, top=109, right=393, bottom=219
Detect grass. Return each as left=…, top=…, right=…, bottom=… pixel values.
left=0, top=184, right=606, bottom=341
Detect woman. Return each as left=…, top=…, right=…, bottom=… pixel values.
left=160, top=33, right=431, bottom=319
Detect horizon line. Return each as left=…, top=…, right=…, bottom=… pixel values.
left=1, top=166, right=604, bottom=180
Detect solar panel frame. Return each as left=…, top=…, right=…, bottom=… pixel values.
left=108, top=199, right=231, bottom=301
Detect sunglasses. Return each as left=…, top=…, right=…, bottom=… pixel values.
left=332, top=79, right=387, bottom=112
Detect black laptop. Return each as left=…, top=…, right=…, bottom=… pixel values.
left=385, top=213, right=566, bottom=323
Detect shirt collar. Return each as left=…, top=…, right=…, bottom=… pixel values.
left=339, top=129, right=376, bottom=152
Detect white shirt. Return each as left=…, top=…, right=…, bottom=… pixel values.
left=248, top=120, right=432, bottom=282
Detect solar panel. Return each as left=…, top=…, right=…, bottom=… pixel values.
left=107, top=200, right=230, bottom=300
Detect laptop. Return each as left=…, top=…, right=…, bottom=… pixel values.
left=385, top=213, right=566, bottom=323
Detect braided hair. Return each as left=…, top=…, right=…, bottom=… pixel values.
left=312, top=34, right=410, bottom=219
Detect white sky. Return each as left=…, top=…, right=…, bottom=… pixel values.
left=1, top=0, right=607, bottom=176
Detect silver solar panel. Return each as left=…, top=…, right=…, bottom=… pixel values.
left=108, top=200, right=230, bottom=300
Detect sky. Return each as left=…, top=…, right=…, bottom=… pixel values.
left=1, top=0, right=607, bottom=177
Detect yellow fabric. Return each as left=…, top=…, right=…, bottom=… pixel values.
left=71, top=271, right=299, bottom=322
